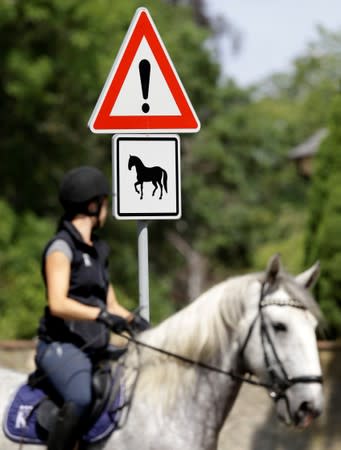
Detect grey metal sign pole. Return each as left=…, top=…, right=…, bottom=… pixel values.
left=137, top=220, right=150, bottom=320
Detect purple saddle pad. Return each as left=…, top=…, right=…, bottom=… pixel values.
left=3, top=381, right=124, bottom=445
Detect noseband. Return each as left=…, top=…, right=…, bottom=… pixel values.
left=240, top=282, right=323, bottom=403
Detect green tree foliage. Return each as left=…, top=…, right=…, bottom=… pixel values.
left=1, top=0, right=341, bottom=338
left=252, top=27, right=341, bottom=278
left=305, top=94, right=341, bottom=337
left=0, top=200, right=54, bottom=338
left=259, top=27, right=341, bottom=138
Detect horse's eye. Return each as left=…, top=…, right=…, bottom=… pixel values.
left=272, top=322, right=287, bottom=333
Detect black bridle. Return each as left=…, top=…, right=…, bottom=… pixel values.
left=239, top=282, right=323, bottom=403
left=118, top=281, right=323, bottom=410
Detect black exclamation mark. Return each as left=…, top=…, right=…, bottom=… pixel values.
left=139, top=59, right=151, bottom=113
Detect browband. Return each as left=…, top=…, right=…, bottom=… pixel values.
left=260, top=298, right=306, bottom=310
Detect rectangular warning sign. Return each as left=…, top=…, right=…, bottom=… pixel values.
left=112, top=134, right=181, bottom=220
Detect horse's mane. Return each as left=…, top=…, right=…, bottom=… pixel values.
left=145, top=274, right=256, bottom=359
left=132, top=274, right=257, bottom=406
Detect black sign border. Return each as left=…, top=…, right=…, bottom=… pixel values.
left=115, top=135, right=181, bottom=219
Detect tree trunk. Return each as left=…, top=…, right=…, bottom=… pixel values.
left=167, top=231, right=207, bottom=301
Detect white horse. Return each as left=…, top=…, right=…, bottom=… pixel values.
left=0, top=255, right=324, bottom=450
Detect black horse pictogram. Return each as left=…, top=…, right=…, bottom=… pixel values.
left=128, top=155, right=168, bottom=200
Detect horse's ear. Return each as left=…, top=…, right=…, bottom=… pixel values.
left=295, top=261, right=320, bottom=290
left=264, top=253, right=281, bottom=285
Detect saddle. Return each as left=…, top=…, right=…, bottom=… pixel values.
left=3, top=345, right=127, bottom=445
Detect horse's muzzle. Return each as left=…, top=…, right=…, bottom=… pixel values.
left=294, top=400, right=322, bottom=428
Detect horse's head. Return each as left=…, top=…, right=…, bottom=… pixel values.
left=128, top=155, right=140, bottom=171
left=239, top=254, right=323, bottom=428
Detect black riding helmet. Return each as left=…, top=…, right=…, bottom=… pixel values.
left=59, top=166, right=110, bottom=218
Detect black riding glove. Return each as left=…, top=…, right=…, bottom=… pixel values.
left=96, top=309, right=130, bottom=334
left=130, top=313, right=150, bottom=333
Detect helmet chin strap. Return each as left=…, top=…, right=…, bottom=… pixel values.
left=86, top=199, right=103, bottom=230
left=64, top=199, right=102, bottom=228
left=92, top=215, right=101, bottom=230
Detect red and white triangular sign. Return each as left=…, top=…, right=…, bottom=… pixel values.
left=88, top=7, right=200, bottom=133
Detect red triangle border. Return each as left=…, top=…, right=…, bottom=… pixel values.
left=88, top=8, right=200, bottom=133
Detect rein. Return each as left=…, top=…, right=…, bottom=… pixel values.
left=29, top=284, right=322, bottom=405
left=121, top=281, right=322, bottom=400
left=121, top=333, right=272, bottom=389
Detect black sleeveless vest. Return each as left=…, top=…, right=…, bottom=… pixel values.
left=38, top=221, right=110, bottom=351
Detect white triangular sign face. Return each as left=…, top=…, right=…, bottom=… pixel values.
left=88, top=7, right=200, bottom=133
left=110, top=38, right=181, bottom=117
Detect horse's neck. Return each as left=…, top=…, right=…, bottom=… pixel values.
left=127, top=279, right=249, bottom=430
left=146, top=276, right=252, bottom=366
left=133, top=157, right=144, bottom=169
left=109, top=278, right=259, bottom=449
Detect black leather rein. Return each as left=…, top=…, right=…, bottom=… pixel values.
left=120, top=282, right=323, bottom=398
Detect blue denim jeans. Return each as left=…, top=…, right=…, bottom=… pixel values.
left=36, top=341, right=93, bottom=417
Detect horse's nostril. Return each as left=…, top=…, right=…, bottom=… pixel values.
left=295, top=401, right=321, bottom=426
left=300, top=401, right=312, bottom=413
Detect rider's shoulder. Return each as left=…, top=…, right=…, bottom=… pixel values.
left=43, top=229, right=74, bottom=261
left=46, top=238, right=73, bottom=261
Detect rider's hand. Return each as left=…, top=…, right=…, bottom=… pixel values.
left=96, top=309, right=130, bottom=334
left=130, top=313, right=150, bottom=333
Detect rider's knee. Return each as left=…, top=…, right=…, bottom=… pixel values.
left=65, top=390, right=92, bottom=416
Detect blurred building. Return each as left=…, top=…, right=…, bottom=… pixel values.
left=288, top=128, right=328, bottom=178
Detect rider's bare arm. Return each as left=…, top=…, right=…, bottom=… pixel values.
left=45, top=251, right=101, bottom=321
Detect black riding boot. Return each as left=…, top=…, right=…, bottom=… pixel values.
left=47, top=402, right=82, bottom=450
